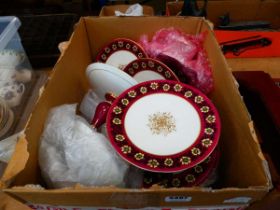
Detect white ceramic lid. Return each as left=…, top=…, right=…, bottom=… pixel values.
left=86, top=63, right=138, bottom=100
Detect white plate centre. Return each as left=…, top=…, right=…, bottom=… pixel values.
left=124, top=93, right=201, bottom=156
left=133, top=70, right=166, bottom=82
left=106, top=50, right=137, bottom=70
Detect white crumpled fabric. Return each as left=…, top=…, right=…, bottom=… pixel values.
left=39, top=104, right=129, bottom=189
left=115, top=4, right=143, bottom=16
left=79, top=89, right=102, bottom=123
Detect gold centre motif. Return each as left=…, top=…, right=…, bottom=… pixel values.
left=148, top=112, right=176, bottom=136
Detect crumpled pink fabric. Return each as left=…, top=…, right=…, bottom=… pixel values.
left=139, top=27, right=213, bottom=94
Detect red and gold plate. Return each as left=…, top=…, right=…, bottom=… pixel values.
left=96, top=38, right=148, bottom=70
left=143, top=148, right=220, bottom=188
left=123, top=58, right=179, bottom=82
left=106, top=80, right=221, bottom=173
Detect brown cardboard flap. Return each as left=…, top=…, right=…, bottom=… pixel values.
left=0, top=136, right=29, bottom=188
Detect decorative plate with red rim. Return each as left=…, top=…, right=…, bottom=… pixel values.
left=96, top=38, right=148, bottom=70
left=106, top=80, right=221, bottom=173
left=143, top=148, right=220, bottom=188
left=123, top=58, right=179, bottom=82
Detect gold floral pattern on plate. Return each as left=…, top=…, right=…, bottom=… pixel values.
left=165, top=71, right=171, bottom=78
left=200, top=106, right=209, bottom=113
left=141, top=62, right=147, bottom=68
left=140, top=87, right=148, bottom=94
left=191, top=148, right=201, bottom=156
left=138, top=52, right=143, bottom=58
left=206, top=115, right=216, bottom=124
left=101, top=54, right=107, bottom=60
left=118, top=41, right=124, bottom=47
left=162, top=84, right=170, bottom=91
left=148, top=159, right=159, bottom=168
left=112, top=44, right=117, bottom=50
left=180, top=156, right=191, bottom=165
left=150, top=82, right=159, bottom=90
left=113, top=106, right=122, bottom=114
left=164, top=158, right=174, bottom=167
left=121, top=145, right=132, bottom=154
left=133, top=62, right=139, bottom=69
left=112, top=117, right=121, bottom=125
left=134, top=153, right=144, bottom=160
left=128, top=90, right=137, bottom=98
left=121, top=98, right=129, bottom=106
left=174, top=84, right=182, bottom=92
left=105, top=47, right=110, bottom=53
left=194, top=96, right=204, bottom=103
left=128, top=68, right=134, bottom=74
left=126, top=43, right=131, bottom=49
left=132, top=45, right=138, bottom=52
left=115, top=134, right=125, bottom=142
left=97, top=39, right=147, bottom=66
left=205, top=128, right=214, bottom=135
left=184, top=91, right=193, bottom=98
left=157, top=66, right=163, bottom=72
left=148, top=112, right=176, bottom=136
left=185, top=174, right=196, bottom=183
left=201, top=138, right=213, bottom=148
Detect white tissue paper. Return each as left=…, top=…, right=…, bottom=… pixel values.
left=115, top=4, right=144, bottom=16
left=39, top=104, right=129, bottom=189
left=79, top=89, right=102, bottom=122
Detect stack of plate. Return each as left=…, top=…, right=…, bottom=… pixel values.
left=0, top=98, right=14, bottom=139
left=86, top=38, right=221, bottom=188
left=106, top=80, right=221, bottom=188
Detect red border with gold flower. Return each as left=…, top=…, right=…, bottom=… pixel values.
left=123, top=58, right=179, bottom=81
left=143, top=148, right=220, bottom=188
left=106, top=80, right=221, bottom=173
left=96, top=38, right=148, bottom=66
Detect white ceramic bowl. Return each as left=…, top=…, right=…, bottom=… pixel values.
left=86, top=62, right=138, bottom=100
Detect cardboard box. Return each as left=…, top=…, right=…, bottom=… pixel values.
left=227, top=57, right=280, bottom=210
left=99, top=5, right=154, bottom=16
left=166, top=0, right=280, bottom=29
left=0, top=16, right=271, bottom=209
left=0, top=192, right=31, bottom=210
